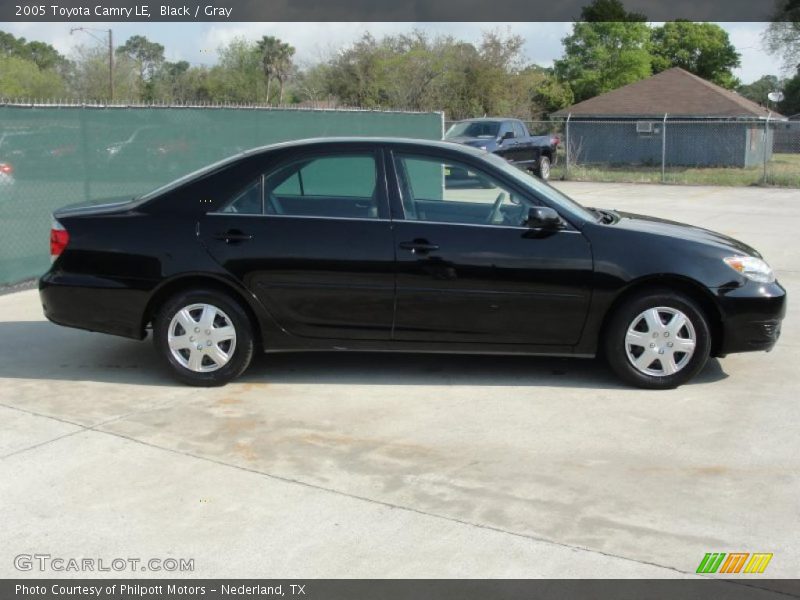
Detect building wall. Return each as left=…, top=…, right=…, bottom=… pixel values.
left=566, top=119, right=768, bottom=168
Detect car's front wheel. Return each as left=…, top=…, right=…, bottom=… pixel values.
left=603, top=289, right=711, bottom=389
left=153, top=288, right=254, bottom=386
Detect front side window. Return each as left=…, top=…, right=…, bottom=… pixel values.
left=395, top=154, right=532, bottom=227
left=498, top=122, right=514, bottom=139
left=266, top=154, right=379, bottom=219
left=512, top=121, right=526, bottom=138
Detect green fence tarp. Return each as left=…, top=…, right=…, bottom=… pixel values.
left=0, top=106, right=442, bottom=285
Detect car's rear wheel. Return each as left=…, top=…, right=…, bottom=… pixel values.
left=603, top=289, right=711, bottom=389
left=153, top=288, right=254, bottom=386
left=534, top=155, right=551, bottom=180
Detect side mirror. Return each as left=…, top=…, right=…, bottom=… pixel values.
left=501, top=131, right=515, bottom=141
left=526, top=206, right=562, bottom=230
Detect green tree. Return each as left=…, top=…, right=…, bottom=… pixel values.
left=0, top=30, right=67, bottom=70
left=0, top=30, right=69, bottom=97
left=554, top=0, right=652, bottom=102
left=273, top=40, right=295, bottom=105
left=255, top=36, right=295, bottom=104
left=68, top=44, right=138, bottom=101
left=206, top=37, right=262, bottom=103
left=580, top=0, right=646, bottom=21
left=255, top=36, right=280, bottom=103
left=737, top=75, right=783, bottom=106
left=523, top=66, right=574, bottom=117
left=651, top=21, right=741, bottom=88
left=150, top=60, right=194, bottom=102
left=764, top=0, right=800, bottom=73
left=779, top=69, right=800, bottom=115
left=115, top=35, right=166, bottom=101
left=0, top=55, right=65, bottom=97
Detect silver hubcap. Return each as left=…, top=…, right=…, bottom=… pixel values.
left=625, top=306, right=696, bottom=377
left=167, top=303, right=236, bottom=372
left=540, top=158, right=550, bottom=179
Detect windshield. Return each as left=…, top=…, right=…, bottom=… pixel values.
left=445, top=121, right=500, bottom=139
left=137, top=152, right=243, bottom=202
left=482, top=153, right=596, bottom=223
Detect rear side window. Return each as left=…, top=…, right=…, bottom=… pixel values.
left=220, top=178, right=262, bottom=214
left=267, top=154, right=380, bottom=219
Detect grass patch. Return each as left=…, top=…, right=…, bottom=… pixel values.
left=551, top=153, right=800, bottom=187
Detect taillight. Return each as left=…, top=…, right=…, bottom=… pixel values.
left=50, top=218, right=69, bottom=262
left=0, top=163, right=12, bottom=174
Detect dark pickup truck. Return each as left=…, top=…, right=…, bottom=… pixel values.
left=444, top=118, right=559, bottom=180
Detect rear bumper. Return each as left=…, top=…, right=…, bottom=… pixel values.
left=39, top=271, right=150, bottom=340
left=715, top=280, right=787, bottom=355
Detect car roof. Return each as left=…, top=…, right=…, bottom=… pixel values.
left=456, top=118, right=514, bottom=123
left=241, top=136, right=489, bottom=159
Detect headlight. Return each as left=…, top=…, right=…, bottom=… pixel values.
left=723, top=256, right=775, bottom=283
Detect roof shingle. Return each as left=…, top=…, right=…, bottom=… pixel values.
left=552, top=68, right=783, bottom=119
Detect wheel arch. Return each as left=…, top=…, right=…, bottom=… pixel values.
left=598, top=275, right=724, bottom=358
left=141, top=274, right=265, bottom=350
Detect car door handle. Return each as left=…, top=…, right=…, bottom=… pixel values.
left=399, top=241, right=440, bottom=254
left=213, top=230, right=253, bottom=243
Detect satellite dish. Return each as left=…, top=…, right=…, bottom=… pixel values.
left=768, top=91, right=785, bottom=102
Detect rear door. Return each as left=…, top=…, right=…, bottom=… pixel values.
left=199, top=148, right=396, bottom=340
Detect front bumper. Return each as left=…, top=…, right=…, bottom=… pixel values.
left=714, top=280, right=787, bottom=355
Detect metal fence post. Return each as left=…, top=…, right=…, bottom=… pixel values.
left=79, top=104, right=90, bottom=202
left=565, top=113, right=571, bottom=179
left=661, top=113, right=668, bottom=183
left=763, top=112, right=771, bottom=185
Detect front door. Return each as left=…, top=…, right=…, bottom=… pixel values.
left=199, top=149, right=396, bottom=340
left=390, top=151, right=593, bottom=346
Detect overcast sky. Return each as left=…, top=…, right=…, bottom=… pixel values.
left=2, top=21, right=778, bottom=84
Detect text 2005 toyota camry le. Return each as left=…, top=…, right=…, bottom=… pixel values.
left=40, top=138, right=786, bottom=388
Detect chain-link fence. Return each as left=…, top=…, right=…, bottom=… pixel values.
left=0, top=102, right=443, bottom=286
left=444, top=117, right=800, bottom=187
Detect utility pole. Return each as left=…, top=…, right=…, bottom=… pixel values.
left=70, top=27, right=114, bottom=101
left=108, top=29, right=114, bottom=102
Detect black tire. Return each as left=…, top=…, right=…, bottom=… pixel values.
left=153, top=288, right=254, bottom=386
left=534, top=155, right=551, bottom=180
left=603, top=289, right=711, bottom=389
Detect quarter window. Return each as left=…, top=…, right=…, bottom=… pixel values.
left=220, top=178, right=262, bottom=214
left=394, top=154, right=531, bottom=227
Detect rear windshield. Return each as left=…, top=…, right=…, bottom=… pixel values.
left=445, top=121, right=500, bottom=139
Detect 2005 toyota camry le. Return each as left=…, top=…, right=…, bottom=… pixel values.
left=39, top=138, right=786, bottom=388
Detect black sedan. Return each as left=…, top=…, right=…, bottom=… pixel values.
left=40, top=138, right=786, bottom=388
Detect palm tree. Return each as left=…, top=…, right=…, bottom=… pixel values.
left=274, top=41, right=296, bottom=105
left=256, top=35, right=281, bottom=104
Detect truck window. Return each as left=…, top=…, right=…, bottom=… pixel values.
left=499, top=122, right=514, bottom=138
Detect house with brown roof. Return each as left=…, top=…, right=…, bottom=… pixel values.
left=552, top=67, right=785, bottom=168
